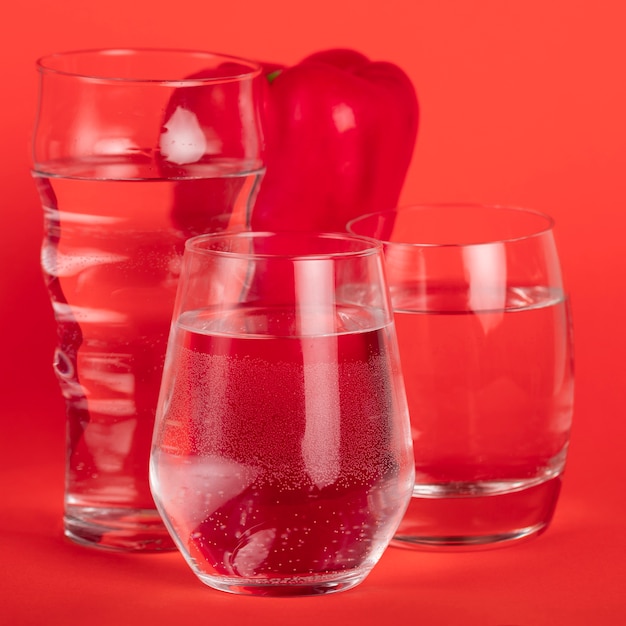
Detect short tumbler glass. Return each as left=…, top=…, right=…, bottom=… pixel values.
left=149, top=231, right=415, bottom=595
left=348, top=204, right=574, bottom=549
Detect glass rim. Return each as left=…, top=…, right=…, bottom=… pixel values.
left=35, top=47, right=263, bottom=84
left=184, top=231, right=384, bottom=260
left=347, top=203, right=556, bottom=247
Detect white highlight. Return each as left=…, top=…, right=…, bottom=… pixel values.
left=463, top=243, right=507, bottom=333
left=160, top=106, right=218, bottom=165
left=332, top=102, right=357, bottom=133
left=295, top=260, right=341, bottom=489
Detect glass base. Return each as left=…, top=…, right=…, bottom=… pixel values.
left=64, top=505, right=176, bottom=552
left=392, top=474, right=562, bottom=551
left=194, top=570, right=369, bottom=597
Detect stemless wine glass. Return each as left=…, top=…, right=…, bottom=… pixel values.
left=348, top=204, right=575, bottom=549
left=31, top=49, right=265, bottom=551
left=149, top=231, right=415, bottom=595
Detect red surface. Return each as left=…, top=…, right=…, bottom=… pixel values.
left=2, top=1, right=625, bottom=624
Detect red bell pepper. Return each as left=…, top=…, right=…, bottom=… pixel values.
left=251, top=49, right=419, bottom=232
left=159, top=49, right=418, bottom=236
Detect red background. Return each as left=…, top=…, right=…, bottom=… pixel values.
left=1, top=1, right=625, bottom=624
